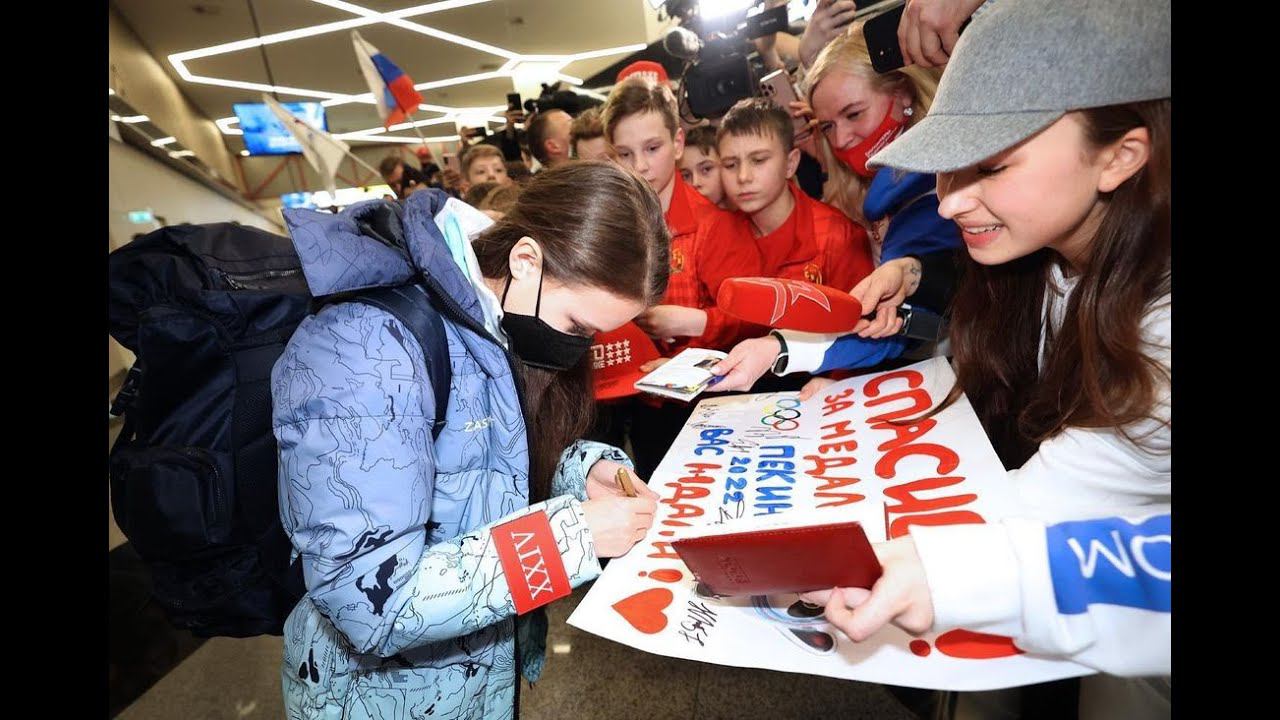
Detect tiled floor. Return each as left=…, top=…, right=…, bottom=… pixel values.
left=115, top=583, right=917, bottom=719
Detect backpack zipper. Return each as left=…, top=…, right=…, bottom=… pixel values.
left=214, top=267, right=304, bottom=291
left=174, top=446, right=227, bottom=531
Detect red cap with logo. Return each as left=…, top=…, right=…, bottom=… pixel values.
left=591, top=322, right=663, bottom=400
left=616, top=60, right=670, bottom=86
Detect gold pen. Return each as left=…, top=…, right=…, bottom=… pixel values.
left=616, top=467, right=638, bottom=498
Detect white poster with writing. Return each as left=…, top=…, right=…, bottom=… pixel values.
left=568, top=357, right=1094, bottom=690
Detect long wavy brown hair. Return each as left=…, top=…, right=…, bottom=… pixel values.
left=946, top=101, right=1171, bottom=468
left=472, top=161, right=670, bottom=501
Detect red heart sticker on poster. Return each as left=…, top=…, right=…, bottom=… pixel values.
left=612, top=587, right=674, bottom=634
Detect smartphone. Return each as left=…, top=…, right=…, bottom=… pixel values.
left=744, top=3, right=789, bottom=39
left=759, top=69, right=809, bottom=140
left=863, top=3, right=906, bottom=73
left=503, top=93, right=527, bottom=123
left=829, top=0, right=899, bottom=32
left=863, top=1, right=970, bottom=74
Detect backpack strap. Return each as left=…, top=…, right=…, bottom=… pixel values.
left=323, top=285, right=452, bottom=439
left=109, top=364, right=144, bottom=456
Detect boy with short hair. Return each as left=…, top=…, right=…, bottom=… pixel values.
left=460, top=144, right=511, bottom=188
left=600, top=76, right=762, bottom=479
left=603, top=76, right=759, bottom=355
left=679, top=125, right=728, bottom=208
left=716, top=97, right=874, bottom=292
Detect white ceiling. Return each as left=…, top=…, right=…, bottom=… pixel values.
left=112, top=0, right=669, bottom=148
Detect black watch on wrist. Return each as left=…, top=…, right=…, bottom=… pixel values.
left=769, top=331, right=790, bottom=375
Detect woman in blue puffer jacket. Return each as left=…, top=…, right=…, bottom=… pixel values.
left=272, top=162, right=670, bottom=719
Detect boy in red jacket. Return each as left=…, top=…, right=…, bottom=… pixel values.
left=603, top=76, right=761, bottom=354
left=717, top=97, right=874, bottom=293
left=600, top=76, right=762, bottom=479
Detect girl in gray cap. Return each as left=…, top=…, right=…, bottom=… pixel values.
left=800, top=0, right=1171, bottom=717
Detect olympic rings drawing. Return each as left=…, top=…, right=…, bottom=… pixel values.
left=759, top=397, right=802, bottom=431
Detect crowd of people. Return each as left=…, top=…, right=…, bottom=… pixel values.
left=280, top=1, right=1171, bottom=718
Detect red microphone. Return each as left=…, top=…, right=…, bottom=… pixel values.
left=717, top=277, right=863, bottom=333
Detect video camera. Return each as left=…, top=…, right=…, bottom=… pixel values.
left=526, top=82, right=602, bottom=118
left=661, top=1, right=790, bottom=119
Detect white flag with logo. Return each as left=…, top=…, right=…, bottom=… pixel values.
left=262, top=94, right=348, bottom=197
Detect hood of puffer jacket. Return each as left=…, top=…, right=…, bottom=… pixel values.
left=281, top=189, right=485, bottom=328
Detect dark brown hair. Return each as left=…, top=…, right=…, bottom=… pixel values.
left=471, top=161, right=670, bottom=500
left=717, top=97, right=795, bottom=154
left=683, top=125, right=718, bottom=157
left=378, top=154, right=402, bottom=180
left=945, top=100, right=1171, bottom=468
left=505, top=161, right=533, bottom=184
left=463, top=181, right=499, bottom=207
left=602, top=76, right=679, bottom=143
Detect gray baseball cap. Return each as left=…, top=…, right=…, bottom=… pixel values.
left=869, top=0, right=1170, bottom=174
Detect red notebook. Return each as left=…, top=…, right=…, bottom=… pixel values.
left=672, top=521, right=882, bottom=597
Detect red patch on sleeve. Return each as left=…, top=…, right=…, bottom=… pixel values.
left=492, top=511, right=572, bottom=614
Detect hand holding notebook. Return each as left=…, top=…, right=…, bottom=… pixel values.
left=672, top=520, right=882, bottom=597
left=633, top=348, right=729, bottom=402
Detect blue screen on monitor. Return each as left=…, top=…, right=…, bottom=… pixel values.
left=234, top=102, right=328, bottom=156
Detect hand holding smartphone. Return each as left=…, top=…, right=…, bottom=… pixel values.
left=863, top=0, right=975, bottom=73
left=759, top=69, right=810, bottom=140
left=504, top=93, right=526, bottom=124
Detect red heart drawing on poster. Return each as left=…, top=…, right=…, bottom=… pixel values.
left=611, top=587, right=674, bottom=634
left=934, top=629, right=1024, bottom=659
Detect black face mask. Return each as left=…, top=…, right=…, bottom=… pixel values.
left=500, top=271, right=592, bottom=371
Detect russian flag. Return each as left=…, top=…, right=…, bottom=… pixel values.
left=352, top=31, right=424, bottom=129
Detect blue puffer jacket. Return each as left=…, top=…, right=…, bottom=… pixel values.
left=271, top=190, right=630, bottom=720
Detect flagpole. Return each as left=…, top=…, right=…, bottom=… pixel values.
left=405, top=115, right=429, bottom=145
left=397, top=108, right=436, bottom=162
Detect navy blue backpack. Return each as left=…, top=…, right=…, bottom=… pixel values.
left=109, top=221, right=451, bottom=637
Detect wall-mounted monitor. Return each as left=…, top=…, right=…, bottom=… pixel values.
left=233, top=102, right=328, bottom=156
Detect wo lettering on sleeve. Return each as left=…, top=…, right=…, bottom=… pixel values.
left=1047, top=514, right=1171, bottom=615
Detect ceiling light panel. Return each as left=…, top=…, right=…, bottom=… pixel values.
left=168, top=0, right=648, bottom=140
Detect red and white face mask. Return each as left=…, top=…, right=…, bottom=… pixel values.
left=831, top=103, right=906, bottom=178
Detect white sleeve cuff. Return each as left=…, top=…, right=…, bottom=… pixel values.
left=776, top=330, right=839, bottom=374
left=911, top=523, right=1024, bottom=635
